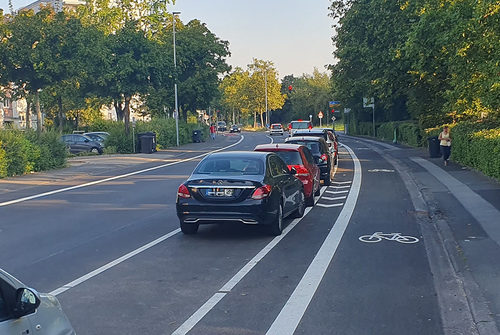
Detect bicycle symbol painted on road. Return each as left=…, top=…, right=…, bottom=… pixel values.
left=359, top=232, right=419, bottom=244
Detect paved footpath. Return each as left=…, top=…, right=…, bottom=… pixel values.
left=345, top=135, right=500, bottom=334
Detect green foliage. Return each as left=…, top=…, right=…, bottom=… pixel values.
left=0, top=141, right=7, bottom=178
left=444, top=122, right=499, bottom=180
left=0, top=130, right=66, bottom=178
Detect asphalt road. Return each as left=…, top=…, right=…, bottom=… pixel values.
left=0, top=131, right=499, bottom=335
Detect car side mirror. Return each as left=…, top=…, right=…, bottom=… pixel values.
left=289, top=167, right=297, bottom=175
left=13, top=288, right=41, bottom=318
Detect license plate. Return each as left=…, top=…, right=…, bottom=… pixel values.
left=207, top=188, right=234, bottom=197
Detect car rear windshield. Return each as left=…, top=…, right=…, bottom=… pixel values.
left=194, top=157, right=264, bottom=175
left=287, top=141, right=321, bottom=154
left=272, top=124, right=282, bottom=129
left=273, top=151, right=302, bottom=165
left=291, top=121, right=310, bottom=129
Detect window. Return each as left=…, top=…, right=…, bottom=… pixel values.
left=302, top=148, right=315, bottom=165
left=273, top=151, right=302, bottom=165
left=195, top=157, right=263, bottom=175
left=0, top=290, right=9, bottom=322
left=269, top=156, right=289, bottom=176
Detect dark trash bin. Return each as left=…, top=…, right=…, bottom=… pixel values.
left=192, top=129, right=204, bottom=143
left=137, top=132, right=157, bottom=153
left=140, top=135, right=154, bottom=154
left=428, top=136, right=441, bottom=158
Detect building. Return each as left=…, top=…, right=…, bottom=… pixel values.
left=20, top=0, right=85, bottom=13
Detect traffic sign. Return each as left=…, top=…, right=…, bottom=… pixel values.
left=318, top=111, right=324, bottom=119
left=329, top=101, right=340, bottom=107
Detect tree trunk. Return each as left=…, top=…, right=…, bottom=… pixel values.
left=35, top=90, right=42, bottom=134
left=114, top=100, right=124, bottom=121
left=260, top=111, right=264, bottom=128
left=253, top=111, right=257, bottom=128
left=25, top=100, right=31, bottom=130
left=124, top=95, right=131, bottom=136
left=58, top=96, right=64, bottom=133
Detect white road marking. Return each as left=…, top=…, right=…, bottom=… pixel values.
left=368, top=169, right=395, bottom=173
left=0, top=136, right=245, bottom=207
left=172, top=182, right=335, bottom=335
left=329, top=185, right=351, bottom=189
left=316, top=203, right=344, bottom=208
left=332, top=181, right=351, bottom=184
left=266, top=135, right=274, bottom=144
left=265, top=143, right=361, bottom=335
left=50, top=228, right=181, bottom=296
left=325, top=190, right=348, bottom=194
left=321, top=196, right=347, bottom=201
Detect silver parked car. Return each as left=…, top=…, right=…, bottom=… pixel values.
left=0, top=268, right=75, bottom=334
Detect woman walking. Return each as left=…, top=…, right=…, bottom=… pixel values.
left=438, top=126, right=452, bottom=166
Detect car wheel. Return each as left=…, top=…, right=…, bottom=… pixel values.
left=90, top=147, right=100, bottom=154
left=269, top=203, right=283, bottom=236
left=323, top=175, right=331, bottom=186
left=293, top=190, right=306, bottom=217
left=306, top=192, right=315, bottom=206
left=180, top=222, right=199, bottom=234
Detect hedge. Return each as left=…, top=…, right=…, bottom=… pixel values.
left=0, top=130, right=67, bottom=178
left=349, top=119, right=500, bottom=180
left=87, top=118, right=208, bottom=154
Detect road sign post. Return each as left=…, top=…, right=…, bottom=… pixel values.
left=363, top=97, right=375, bottom=137
left=318, top=111, right=323, bottom=127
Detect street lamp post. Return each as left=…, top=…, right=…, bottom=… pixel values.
left=264, top=70, right=268, bottom=126
left=173, top=11, right=180, bottom=146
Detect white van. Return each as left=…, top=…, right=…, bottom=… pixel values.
left=0, top=268, right=75, bottom=335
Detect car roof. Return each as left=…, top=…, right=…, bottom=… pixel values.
left=254, top=143, right=303, bottom=152
left=206, top=151, right=270, bottom=160
left=294, top=129, right=326, bottom=134
left=286, top=136, right=325, bottom=142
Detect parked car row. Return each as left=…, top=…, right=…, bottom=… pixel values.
left=176, top=129, right=339, bottom=235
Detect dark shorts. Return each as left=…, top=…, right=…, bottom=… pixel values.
left=441, top=145, right=451, bottom=160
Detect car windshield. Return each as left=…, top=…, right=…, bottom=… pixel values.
left=273, top=151, right=302, bottom=165
left=194, top=157, right=264, bottom=175
left=291, top=122, right=310, bottom=129
left=287, top=141, right=321, bottom=154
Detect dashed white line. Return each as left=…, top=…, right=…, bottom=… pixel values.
left=329, top=185, right=351, bottom=189
left=325, top=190, right=349, bottom=194
left=321, top=196, right=347, bottom=201
left=316, top=203, right=344, bottom=208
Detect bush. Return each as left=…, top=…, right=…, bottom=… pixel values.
left=0, top=141, right=7, bottom=178
left=0, top=130, right=67, bottom=178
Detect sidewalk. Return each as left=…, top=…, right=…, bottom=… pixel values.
left=0, top=133, right=240, bottom=200
left=347, top=135, right=500, bottom=334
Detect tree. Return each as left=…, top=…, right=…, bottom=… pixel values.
left=247, top=59, right=285, bottom=127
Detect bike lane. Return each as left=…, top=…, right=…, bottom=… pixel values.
left=292, top=137, right=442, bottom=335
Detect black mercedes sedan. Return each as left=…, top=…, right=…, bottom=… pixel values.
left=176, top=151, right=305, bottom=235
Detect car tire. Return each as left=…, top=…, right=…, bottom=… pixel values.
left=180, top=222, right=199, bottom=234
left=269, top=203, right=283, bottom=236
left=294, top=190, right=306, bottom=217
left=306, top=192, right=315, bottom=206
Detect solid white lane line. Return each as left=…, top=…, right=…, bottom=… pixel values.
left=0, top=136, right=245, bottom=207
left=172, top=186, right=334, bottom=335
left=49, top=228, right=181, bottom=296
left=321, top=196, right=346, bottom=201
left=325, top=190, right=348, bottom=194
left=316, top=203, right=344, bottom=208
left=265, top=143, right=361, bottom=335
left=266, top=135, right=274, bottom=144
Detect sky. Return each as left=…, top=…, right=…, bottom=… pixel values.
left=1, top=0, right=336, bottom=78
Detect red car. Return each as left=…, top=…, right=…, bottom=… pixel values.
left=254, top=143, right=320, bottom=206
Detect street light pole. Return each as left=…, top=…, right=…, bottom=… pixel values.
left=173, top=11, right=180, bottom=146
left=264, top=70, right=268, bottom=126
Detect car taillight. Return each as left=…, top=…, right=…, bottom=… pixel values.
left=319, top=154, right=328, bottom=163
left=293, top=165, right=310, bottom=177
left=251, top=184, right=272, bottom=200
left=177, top=184, right=191, bottom=198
